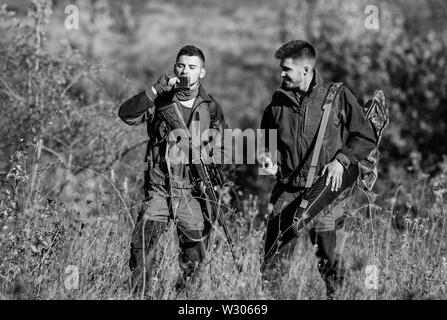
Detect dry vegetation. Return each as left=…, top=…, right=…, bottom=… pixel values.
left=2, top=151, right=447, bottom=300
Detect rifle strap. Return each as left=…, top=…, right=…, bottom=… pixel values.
left=300, top=83, right=343, bottom=210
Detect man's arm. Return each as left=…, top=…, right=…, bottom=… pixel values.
left=210, top=98, right=228, bottom=131
left=324, top=85, right=377, bottom=192
left=118, top=90, right=156, bottom=126
left=207, top=97, right=229, bottom=165
left=260, top=103, right=277, bottom=153
left=118, top=74, right=178, bottom=126
left=335, top=86, right=377, bottom=168
left=259, top=103, right=278, bottom=176
left=260, top=103, right=275, bottom=132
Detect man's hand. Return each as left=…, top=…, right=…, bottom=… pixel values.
left=322, top=159, right=344, bottom=192
left=152, top=73, right=179, bottom=96
left=258, top=152, right=278, bottom=176
left=199, top=181, right=206, bottom=194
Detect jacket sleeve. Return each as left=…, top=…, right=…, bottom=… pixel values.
left=335, top=85, right=377, bottom=168
left=118, top=88, right=156, bottom=126
left=259, top=103, right=277, bottom=155
left=208, top=98, right=229, bottom=165
left=211, top=98, right=228, bottom=131
left=260, top=103, right=275, bottom=131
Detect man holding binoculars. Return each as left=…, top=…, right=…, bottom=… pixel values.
left=118, top=45, right=228, bottom=296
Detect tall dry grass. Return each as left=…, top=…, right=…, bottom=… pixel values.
left=1, top=149, right=446, bottom=300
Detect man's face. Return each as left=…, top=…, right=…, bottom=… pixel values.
left=174, top=55, right=205, bottom=88
left=279, top=57, right=308, bottom=90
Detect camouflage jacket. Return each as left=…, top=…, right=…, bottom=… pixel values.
left=118, top=84, right=227, bottom=192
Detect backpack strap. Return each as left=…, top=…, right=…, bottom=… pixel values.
left=305, top=82, right=343, bottom=188
left=207, top=94, right=218, bottom=123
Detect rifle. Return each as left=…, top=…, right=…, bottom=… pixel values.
left=157, top=102, right=241, bottom=271
left=189, top=155, right=241, bottom=271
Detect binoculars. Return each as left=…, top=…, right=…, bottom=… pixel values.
left=176, top=75, right=190, bottom=90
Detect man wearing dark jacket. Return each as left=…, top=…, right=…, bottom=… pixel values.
left=260, top=40, right=376, bottom=298
left=118, top=45, right=227, bottom=295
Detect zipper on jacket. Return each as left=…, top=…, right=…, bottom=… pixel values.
left=303, top=105, right=309, bottom=134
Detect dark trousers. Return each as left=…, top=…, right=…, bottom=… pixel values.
left=262, top=175, right=355, bottom=298
left=129, top=186, right=209, bottom=296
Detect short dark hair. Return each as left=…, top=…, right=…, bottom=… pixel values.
left=274, top=40, right=316, bottom=62
left=176, top=45, right=205, bottom=66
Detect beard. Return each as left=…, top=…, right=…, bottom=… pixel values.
left=281, top=78, right=298, bottom=90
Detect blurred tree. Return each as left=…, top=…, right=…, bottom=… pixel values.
left=0, top=0, right=142, bottom=185
left=2, top=0, right=447, bottom=213
left=108, top=0, right=147, bottom=38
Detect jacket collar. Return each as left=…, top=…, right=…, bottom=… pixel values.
left=196, top=83, right=212, bottom=103
left=178, top=83, right=212, bottom=127
left=275, top=68, right=323, bottom=108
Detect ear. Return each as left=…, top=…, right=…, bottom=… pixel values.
left=303, top=65, right=310, bottom=76
left=199, top=67, right=206, bottom=79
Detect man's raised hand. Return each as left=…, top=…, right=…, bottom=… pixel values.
left=152, top=73, right=179, bottom=95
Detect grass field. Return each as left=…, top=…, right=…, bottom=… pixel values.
left=1, top=152, right=446, bottom=300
